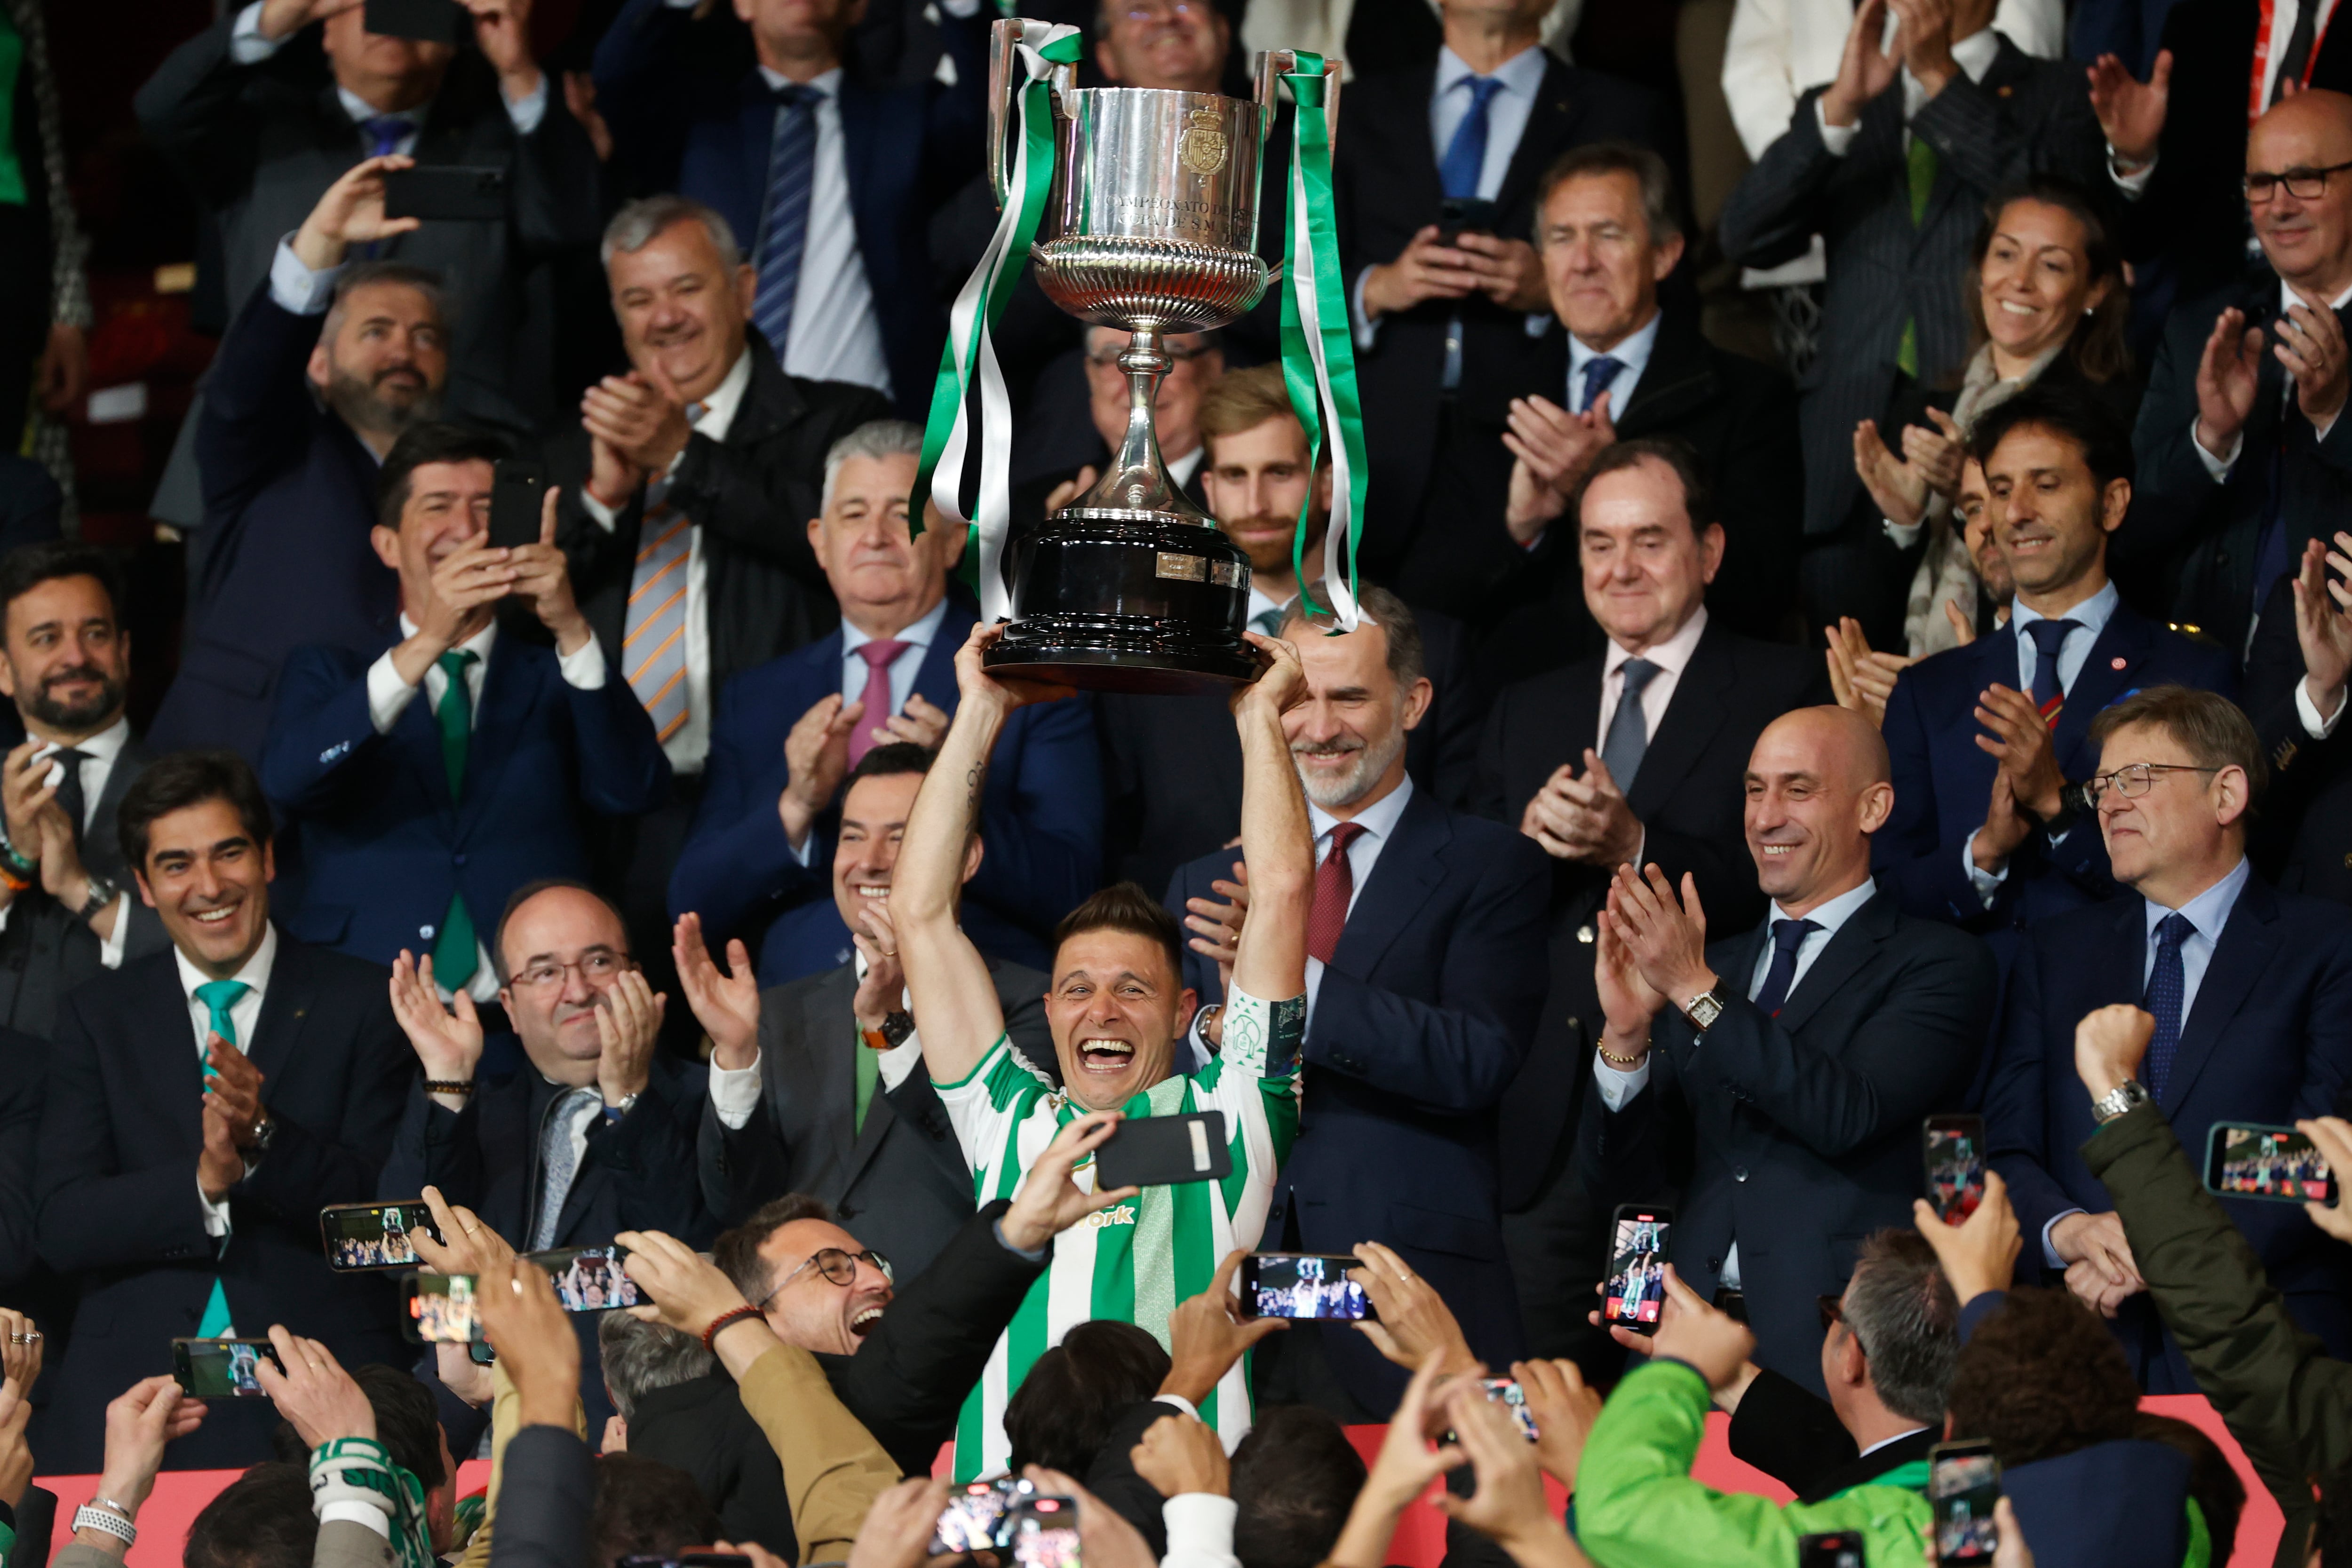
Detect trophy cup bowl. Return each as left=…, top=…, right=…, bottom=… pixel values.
left=977, top=31, right=1308, bottom=695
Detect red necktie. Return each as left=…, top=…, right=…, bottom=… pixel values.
left=847, top=639, right=909, bottom=767
left=1306, top=822, right=1367, bottom=966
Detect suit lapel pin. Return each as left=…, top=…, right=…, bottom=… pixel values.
left=2110, top=657, right=2127, bottom=670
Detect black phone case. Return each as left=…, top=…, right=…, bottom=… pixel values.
left=1095, top=1110, right=1232, bottom=1189
left=364, top=0, right=461, bottom=43
left=384, top=166, right=509, bottom=223
left=489, top=462, right=546, bottom=550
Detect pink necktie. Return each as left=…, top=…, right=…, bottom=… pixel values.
left=847, top=639, right=910, bottom=767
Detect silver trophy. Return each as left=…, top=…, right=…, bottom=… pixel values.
left=980, top=28, right=1340, bottom=694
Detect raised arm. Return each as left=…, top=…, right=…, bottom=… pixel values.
left=1227, top=634, right=1310, bottom=1006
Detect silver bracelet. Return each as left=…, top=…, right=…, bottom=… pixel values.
left=73, top=1502, right=136, bottom=1547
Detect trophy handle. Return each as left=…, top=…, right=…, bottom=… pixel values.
left=988, top=20, right=1075, bottom=214
left=1252, top=50, right=1343, bottom=148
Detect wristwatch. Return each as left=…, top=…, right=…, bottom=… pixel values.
left=2041, top=780, right=2093, bottom=838
left=76, top=872, right=118, bottom=922
left=2091, top=1078, right=2151, bottom=1124
left=1680, top=988, right=1728, bottom=1032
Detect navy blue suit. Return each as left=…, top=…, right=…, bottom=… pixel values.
left=151, top=284, right=396, bottom=766
left=591, top=0, right=986, bottom=422
left=669, top=600, right=1103, bottom=981
left=1167, top=785, right=1549, bottom=1413
left=1878, top=604, right=2238, bottom=928
left=259, top=633, right=671, bottom=970
left=1986, top=876, right=2352, bottom=1390
left=35, top=937, right=413, bottom=1470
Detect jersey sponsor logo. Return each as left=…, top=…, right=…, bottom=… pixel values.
left=1086, top=1204, right=1139, bottom=1229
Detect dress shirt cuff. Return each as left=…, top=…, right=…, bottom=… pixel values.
left=318, top=1501, right=394, bottom=1539
left=708, top=1051, right=762, bottom=1131
left=269, top=236, right=342, bottom=317
left=992, top=1218, right=1049, bottom=1265
left=366, top=650, right=424, bottom=734
left=2300, top=679, right=2349, bottom=738
left=1814, top=98, right=1857, bottom=156
left=97, top=895, right=130, bottom=969
left=2041, top=1210, right=2081, bottom=1270
left=2107, top=148, right=2156, bottom=197
left=1155, top=1392, right=1203, bottom=1424
left=2192, top=414, right=2241, bottom=480
left=661, top=0, right=696, bottom=8
left=557, top=634, right=607, bottom=690
left=1883, top=515, right=1925, bottom=550
left=2319, top=410, right=2344, bottom=445
left=503, top=72, right=548, bottom=135
left=201, top=1179, right=232, bottom=1238
left=877, top=1030, right=924, bottom=1091
left=1962, top=828, right=2008, bottom=908
left=1303, top=956, right=1326, bottom=1021
left=1161, top=1494, right=1240, bottom=1568
left=787, top=825, right=816, bottom=866
left=580, top=486, right=624, bottom=530
left=1592, top=1049, right=1650, bottom=1110
left=230, top=1, right=285, bottom=63
left=1350, top=269, right=1380, bottom=352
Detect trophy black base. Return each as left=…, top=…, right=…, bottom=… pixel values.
left=981, top=512, right=1267, bottom=696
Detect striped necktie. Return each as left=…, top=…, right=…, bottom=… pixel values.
left=752, top=84, right=819, bottom=363
left=626, top=506, right=693, bottom=743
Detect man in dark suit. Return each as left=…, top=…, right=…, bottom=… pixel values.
left=1583, top=704, right=1997, bottom=1393
left=381, top=879, right=710, bottom=1431
left=0, top=544, right=171, bottom=1042
left=1336, top=0, right=1664, bottom=618
left=35, top=750, right=414, bottom=1469
left=667, top=418, right=1098, bottom=982
left=1716, top=0, right=2107, bottom=641
left=1167, top=582, right=1549, bottom=1416
left=261, top=424, right=670, bottom=989
left=678, top=741, right=1055, bottom=1278
left=1882, top=383, right=2237, bottom=932
left=2128, top=90, right=2352, bottom=657
left=1472, top=438, right=1829, bottom=1359
left=591, top=0, right=985, bottom=420
left=1986, top=684, right=2352, bottom=1390
left=2244, top=540, right=2352, bottom=900
left=1009, top=325, right=1221, bottom=546
left=150, top=160, right=453, bottom=765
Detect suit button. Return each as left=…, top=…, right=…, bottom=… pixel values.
left=453, top=852, right=467, bottom=866
left=1733, top=1165, right=1749, bottom=1182
left=1577, top=924, right=1595, bottom=945
left=1707, top=1256, right=1722, bottom=1271
left=421, top=924, right=436, bottom=939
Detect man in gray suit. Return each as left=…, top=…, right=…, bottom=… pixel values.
left=1716, top=0, right=2111, bottom=649
left=678, top=742, right=1052, bottom=1282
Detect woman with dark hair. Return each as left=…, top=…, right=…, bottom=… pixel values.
left=1852, top=177, right=2138, bottom=657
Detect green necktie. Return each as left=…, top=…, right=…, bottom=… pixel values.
left=854, top=1027, right=881, bottom=1134
left=1896, top=133, right=1939, bottom=378
left=432, top=650, right=480, bottom=992
left=193, top=979, right=251, bottom=1339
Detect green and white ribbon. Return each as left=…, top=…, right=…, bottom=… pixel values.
left=912, top=21, right=1082, bottom=624
left=1277, top=55, right=1370, bottom=630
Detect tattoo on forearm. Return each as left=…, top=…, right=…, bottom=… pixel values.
left=964, top=760, right=987, bottom=830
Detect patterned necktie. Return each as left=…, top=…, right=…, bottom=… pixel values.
left=2023, top=618, right=2079, bottom=728
left=1578, top=356, right=1625, bottom=414
left=1305, top=822, right=1367, bottom=966
left=2144, top=911, right=2195, bottom=1101
left=1894, top=134, right=1940, bottom=378
left=532, top=1086, right=601, bottom=1250
left=847, top=639, right=909, bottom=768
left=626, top=506, right=694, bottom=743
left=1752, top=919, right=1820, bottom=1017
left=432, top=650, right=480, bottom=992
left=193, top=978, right=252, bottom=1340
left=2274, top=0, right=2320, bottom=103
left=752, top=84, right=820, bottom=363
left=1600, top=657, right=1661, bottom=789
left=50, top=748, right=87, bottom=847
left=1438, top=75, right=1506, bottom=200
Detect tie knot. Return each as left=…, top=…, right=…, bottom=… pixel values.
left=1458, top=74, right=1505, bottom=110
left=2023, top=618, right=2079, bottom=659
left=857, top=639, right=910, bottom=673
left=49, top=747, right=85, bottom=768
left=1326, top=821, right=1367, bottom=857
left=1771, top=917, right=1820, bottom=956
left=771, top=81, right=819, bottom=109
left=1619, top=657, right=1662, bottom=696
left=195, top=979, right=250, bottom=1014
left=2155, top=911, right=2196, bottom=950
left=358, top=114, right=409, bottom=152
left=437, top=649, right=479, bottom=679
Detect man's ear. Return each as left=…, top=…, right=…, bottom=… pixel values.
left=1858, top=779, right=1895, bottom=835
left=1398, top=673, right=1434, bottom=733
left=1652, top=230, right=1687, bottom=282
left=134, top=869, right=157, bottom=910
left=1173, top=985, right=1200, bottom=1037
left=307, top=342, right=332, bottom=394
left=2100, top=476, right=2132, bottom=536
left=372, top=523, right=403, bottom=572
left=807, top=513, right=827, bottom=569
left=734, top=263, right=759, bottom=323
left=262, top=839, right=277, bottom=885
left=1699, top=522, right=1726, bottom=586
left=1836, top=1325, right=1869, bottom=1388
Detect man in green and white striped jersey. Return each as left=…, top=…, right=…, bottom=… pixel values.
left=888, top=621, right=1316, bottom=1480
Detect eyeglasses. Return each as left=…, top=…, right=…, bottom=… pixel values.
left=1086, top=341, right=1219, bottom=367
left=507, top=951, right=634, bottom=991
left=1818, top=1294, right=1845, bottom=1331
left=2243, top=159, right=2352, bottom=201
left=2082, top=763, right=2223, bottom=806
left=759, top=1247, right=894, bottom=1306
left=1115, top=0, right=1210, bottom=23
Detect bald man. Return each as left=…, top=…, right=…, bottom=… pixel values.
left=2134, top=87, right=2352, bottom=656
left=1581, top=705, right=1997, bottom=1393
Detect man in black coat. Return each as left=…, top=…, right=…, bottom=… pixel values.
left=1474, top=438, right=1829, bottom=1360
left=2246, top=545, right=2352, bottom=901
left=35, top=751, right=414, bottom=1470
left=1335, top=0, right=1664, bottom=619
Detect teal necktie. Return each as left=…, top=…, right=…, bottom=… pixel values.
left=432, top=650, right=480, bottom=991
left=193, top=979, right=251, bottom=1339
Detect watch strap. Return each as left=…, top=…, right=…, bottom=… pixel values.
left=73, top=1503, right=136, bottom=1546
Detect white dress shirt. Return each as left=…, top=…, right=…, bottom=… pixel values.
left=1813, top=25, right=2002, bottom=154
left=1597, top=605, right=1708, bottom=756
left=1161, top=1494, right=1242, bottom=1568
left=0, top=716, right=134, bottom=966
left=708, top=944, right=926, bottom=1129
left=183, top=923, right=280, bottom=1238
left=745, top=64, right=892, bottom=401
left=230, top=4, right=548, bottom=136
left=1963, top=581, right=2119, bottom=903
left=582, top=347, right=758, bottom=775
left=1168, top=445, right=1205, bottom=491
left=2192, top=276, right=2352, bottom=483
left=1568, top=307, right=1662, bottom=419
left=1592, top=875, right=1880, bottom=1289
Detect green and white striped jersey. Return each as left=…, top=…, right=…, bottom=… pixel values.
left=934, top=998, right=1301, bottom=1480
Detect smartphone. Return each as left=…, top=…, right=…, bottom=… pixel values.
left=1929, top=1439, right=2001, bottom=1566
left=1006, top=1496, right=1081, bottom=1568
left=363, top=0, right=461, bottom=43
left=931, top=1477, right=1034, bottom=1555
left=488, top=459, right=546, bottom=550
left=1241, top=1253, right=1373, bottom=1321
left=1480, top=1377, right=1538, bottom=1442
left=527, top=1246, right=642, bottom=1312
left=172, top=1337, right=283, bottom=1398
left=402, top=1272, right=484, bottom=1344
left=1602, top=1204, right=1673, bottom=1336
left=1797, top=1532, right=1867, bottom=1568
left=320, top=1201, right=443, bottom=1272
left=1924, top=1114, right=1988, bottom=1224
left=383, top=166, right=509, bottom=223
left=2205, top=1122, right=2338, bottom=1205
left=1436, top=196, right=1498, bottom=244
left=1095, top=1110, right=1231, bottom=1190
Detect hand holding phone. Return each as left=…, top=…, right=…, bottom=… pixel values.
left=383, top=165, right=509, bottom=223
left=1929, top=1439, right=2001, bottom=1565
left=321, top=1200, right=444, bottom=1271
left=172, top=1338, right=284, bottom=1398
left=527, top=1247, right=642, bottom=1312
left=1007, top=1496, right=1082, bottom=1568
left=2205, top=1121, right=2338, bottom=1206
left=1241, top=1253, right=1371, bottom=1320
left=1924, top=1114, right=1988, bottom=1224
left=488, top=460, right=546, bottom=551
left=1094, top=1110, right=1231, bottom=1190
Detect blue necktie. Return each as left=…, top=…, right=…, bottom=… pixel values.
left=2022, top=617, right=2079, bottom=726
left=1438, top=75, right=1506, bottom=200
left=1578, top=356, right=1625, bottom=414
left=2145, top=911, right=2195, bottom=1102
left=1600, top=657, right=1661, bottom=790
left=358, top=115, right=410, bottom=158
left=1752, top=918, right=1820, bottom=1017
left=752, top=84, right=819, bottom=364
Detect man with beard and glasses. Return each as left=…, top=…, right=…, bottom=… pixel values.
left=0, top=543, right=171, bottom=1041
left=1165, top=581, right=1549, bottom=1418
left=151, top=158, right=453, bottom=766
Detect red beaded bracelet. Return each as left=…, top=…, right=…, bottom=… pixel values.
left=701, top=1305, right=761, bottom=1352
